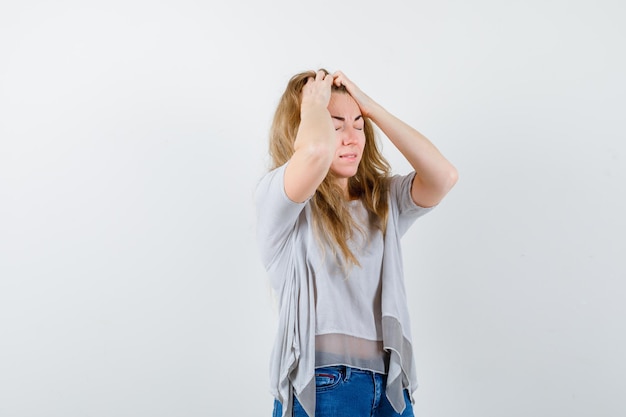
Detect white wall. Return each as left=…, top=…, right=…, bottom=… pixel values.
left=1, top=1, right=624, bottom=416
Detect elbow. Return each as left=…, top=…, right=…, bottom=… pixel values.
left=428, top=163, right=458, bottom=193
left=432, top=165, right=458, bottom=200
left=299, top=141, right=334, bottom=166
left=411, top=165, right=459, bottom=208
left=446, top=165, right=459, bottom=191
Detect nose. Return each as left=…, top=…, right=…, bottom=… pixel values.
left=341, top=127, right=359, bottom=145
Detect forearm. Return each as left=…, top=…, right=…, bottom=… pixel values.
left=369, top=105, right=458, bottom=205
left=283, top=103, right=335, bottom=203
left=294, top=104, right=335, bottom=159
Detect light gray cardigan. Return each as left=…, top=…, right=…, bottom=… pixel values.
left=256, top=163, right=433, bottom=417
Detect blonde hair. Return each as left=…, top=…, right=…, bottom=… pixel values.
left=268, top=69, right=391, bottom=266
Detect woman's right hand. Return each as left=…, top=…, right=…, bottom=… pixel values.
left=301, top=70, right=334, bottom=110
left=284, top=70, right=336, bottom=203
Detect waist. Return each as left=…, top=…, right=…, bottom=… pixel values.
left=315, top=346, right=389, bottom=375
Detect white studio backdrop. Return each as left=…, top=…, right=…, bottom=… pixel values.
left=1, top=1, right=624, bottom=416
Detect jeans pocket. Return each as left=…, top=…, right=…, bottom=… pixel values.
left=314, top=366, right=343, bottom=391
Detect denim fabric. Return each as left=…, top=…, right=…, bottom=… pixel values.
left=272, top=366, right=414, bottom=417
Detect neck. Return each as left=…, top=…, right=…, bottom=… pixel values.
left=336, top=178, right=352, bottom=200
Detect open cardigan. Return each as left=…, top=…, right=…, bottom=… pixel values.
left=255, top=163, right=433, bottom=417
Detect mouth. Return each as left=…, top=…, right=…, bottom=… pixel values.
left=339, top=153, right=358, bottom=159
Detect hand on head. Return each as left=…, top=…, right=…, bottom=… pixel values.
left=301, top=69, right=377, bottom=118
left=331, top=71, right=377, bottom=118
left=301, top=70, right=334, bottom=109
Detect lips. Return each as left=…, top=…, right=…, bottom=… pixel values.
left=340, top=153, right=357, bottom=159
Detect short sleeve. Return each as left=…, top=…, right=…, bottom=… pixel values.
left=389, top=171, right=435, bottom=235
left=255, top=163, right=309, bottom=269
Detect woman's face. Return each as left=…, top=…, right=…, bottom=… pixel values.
left=327, top=92, right=366, bottom=182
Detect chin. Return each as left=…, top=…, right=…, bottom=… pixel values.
left=337, top=171, right=358, bottom=179
left=330, top=164, right=360, bottom=180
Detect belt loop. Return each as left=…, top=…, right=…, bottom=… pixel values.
left=343, top=366, right=352, bottom=382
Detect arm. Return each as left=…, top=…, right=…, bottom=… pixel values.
left=256, top=164, right=306, bottom=271
left=333, top=71, right=458, bottom=208
left=284, top=70, right=336, bottom=203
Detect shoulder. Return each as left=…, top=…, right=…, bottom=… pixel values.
left=256, top=164, right=286, bottom=193
left=388, top=172, right=415, bottom=201
left=388, top=171, right=435, bottom=218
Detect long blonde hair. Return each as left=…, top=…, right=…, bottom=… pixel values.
left=268, top=69, right=391, bottom=266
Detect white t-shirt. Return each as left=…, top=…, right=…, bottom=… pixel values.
left=314, top=198, right=388, bottom=373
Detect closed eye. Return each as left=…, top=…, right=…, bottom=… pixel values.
left=355, top=115, right=364, bottom=130
left=332, top=114, right=363, bottom=131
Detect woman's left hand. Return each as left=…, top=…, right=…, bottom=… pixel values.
left=332, top=71, right=380, bottom=118
left=333, top=70, right=458, bottom=207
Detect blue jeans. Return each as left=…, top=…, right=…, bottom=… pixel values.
left=272, top=366, right=414, bottom=417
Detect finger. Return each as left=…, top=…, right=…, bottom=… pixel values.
left=332, top=74, right=343, bottom=87
left=332, top=71, right=349, bottom=88
left=323, top=72, right=334, bottom=85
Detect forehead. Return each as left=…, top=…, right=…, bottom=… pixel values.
left=328, top=92, right=360, bottom=115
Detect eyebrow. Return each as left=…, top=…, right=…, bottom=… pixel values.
left=331, top=115, right=363, bottom=122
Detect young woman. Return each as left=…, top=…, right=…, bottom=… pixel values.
left=256, top=69, right=457, bottom=417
